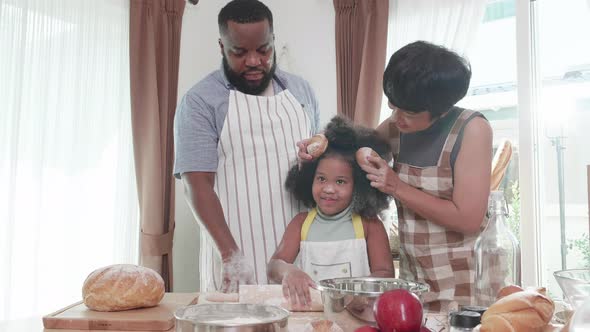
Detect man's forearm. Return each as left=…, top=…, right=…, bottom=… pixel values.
left=182, top=173, right=239, bottom=260
left=193, top=188, right=239, bottom=259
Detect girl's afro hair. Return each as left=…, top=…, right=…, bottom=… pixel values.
left=285, top=115, right=391, bottom=218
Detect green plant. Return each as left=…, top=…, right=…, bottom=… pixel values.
left=568, top=233, right=590, bottom=268
left=502, top=180, right=590, bottom=268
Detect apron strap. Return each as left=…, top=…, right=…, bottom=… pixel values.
left=352, top=214, right=364, bottom=239
left=301, top=209, right=317, bottom=241
left=273, top=74, right=287, bottom=91
left=437, top=109, right=477, bottom=167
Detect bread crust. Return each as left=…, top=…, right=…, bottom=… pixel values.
left=82, top=264, right=165, bottom=312
left=496, top=284, right=524, bottom=299
left=480, top=289, right=555, bottom=332
left=307, top=134, right=328, bottom=158
left=355, top=147, right=379, bottom=168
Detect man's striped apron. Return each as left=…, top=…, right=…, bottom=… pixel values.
left=200, top=78, right=312, bottom=291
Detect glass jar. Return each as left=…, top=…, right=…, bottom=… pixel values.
left=474, top=191, right=522, bottom=306
left=570, top=297, right=590, bottom=332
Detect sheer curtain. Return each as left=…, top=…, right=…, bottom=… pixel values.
left=0, top=0, right=138, bottom=320
left=379, top=0, right=487, bottom=124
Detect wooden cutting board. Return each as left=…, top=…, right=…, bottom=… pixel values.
left=42, top=293, right=198, bottom=331
left=239, top=285, right=323, bottom=312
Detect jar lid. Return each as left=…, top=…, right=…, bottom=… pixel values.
left=450, top=310, right=481, bottom=328
left=460, top=305, right=487, bottom=316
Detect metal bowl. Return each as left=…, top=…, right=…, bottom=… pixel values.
left=554, top=268, right=590, bottom=310
left=174, top=303, right=290, bottom=332
left=318, top=277, right=430, bottom=330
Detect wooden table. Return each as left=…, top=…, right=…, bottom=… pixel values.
left=0, top=292, right=453, bottom=332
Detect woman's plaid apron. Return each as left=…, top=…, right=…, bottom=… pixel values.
left=391, top=109, right=481, bottom=312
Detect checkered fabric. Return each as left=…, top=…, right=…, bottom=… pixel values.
left=391, top=109, right=482, bottom=312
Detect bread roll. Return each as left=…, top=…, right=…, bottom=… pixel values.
left=82, top=264, right=165, bottom=312
left=480, top=289, right=555, bottom=332
left=355, top=147, right=379, bottom=168
left=490, top=139, right=512, bottom=191
left=307, top=134, right=328, bottom=158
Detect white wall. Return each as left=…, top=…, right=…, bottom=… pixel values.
left=173, top=0, right=337, bottom=292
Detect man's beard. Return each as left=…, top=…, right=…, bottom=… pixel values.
left=222, top=53, right=277, bottom=95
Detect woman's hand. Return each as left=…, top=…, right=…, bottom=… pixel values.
left=359, top=155, right=401, bottom=196
left=281, top=268, right=316, bottom=307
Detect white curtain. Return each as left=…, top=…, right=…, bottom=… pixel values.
left=0, top=0, right=138, bottom=320
left=387, top=0, right=487, bottom=56
left=379, top=0, right=487, bottom=124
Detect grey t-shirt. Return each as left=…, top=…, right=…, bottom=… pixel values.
left=306, top=206, right=356, bottom=242
left=173, top=68, right=320, bottom=178
left=397, top=107, right=485, bottom=172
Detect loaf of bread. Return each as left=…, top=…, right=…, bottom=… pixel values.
left=82, top=264, right=165, bottom=312
left=307, top=134, right=328, bottom=158
left=480, top=289, right=555, bottom=332
left=490, top=139, right=512, bottom=191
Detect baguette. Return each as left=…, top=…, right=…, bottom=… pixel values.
left=82, top=264, right=165, bottom=312
left=480, top=289, right=555, bottom=332
left=490, top=139, right=512, bottom=191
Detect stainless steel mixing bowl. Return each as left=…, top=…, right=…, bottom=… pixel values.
left=174, top=303, right=289, bottom=332
left=318, top=277, right=429, bottom=329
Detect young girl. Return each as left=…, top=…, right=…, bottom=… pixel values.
left=267, top=116, right=395, bottom=307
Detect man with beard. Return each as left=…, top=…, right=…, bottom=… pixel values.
left=174, top=0, right=319, bottom=293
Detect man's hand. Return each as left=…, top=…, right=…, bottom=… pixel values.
left=220, top=252, right=255, bottom=293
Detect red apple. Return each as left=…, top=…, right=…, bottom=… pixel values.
left=355, top=326, right=380, bottom=332
left=373, top=289, right=423, bottom=332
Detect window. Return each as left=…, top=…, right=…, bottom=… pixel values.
left=532, top=0, right=590, bottom=296
left=460, top=0, right=590, bottom=298
left=382, top=0, right=590, bottom=299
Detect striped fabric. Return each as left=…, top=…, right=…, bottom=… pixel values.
left=392, top=109, right=482, bottom=312
left=200, top=88, right=312, bottom=291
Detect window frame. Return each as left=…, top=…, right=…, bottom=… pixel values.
left=516, top=0, right=544, bottom=287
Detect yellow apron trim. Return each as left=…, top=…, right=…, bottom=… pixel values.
left=301, top=208, right=317, bottom=241
left=352, top=214, right=364, bottom=239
